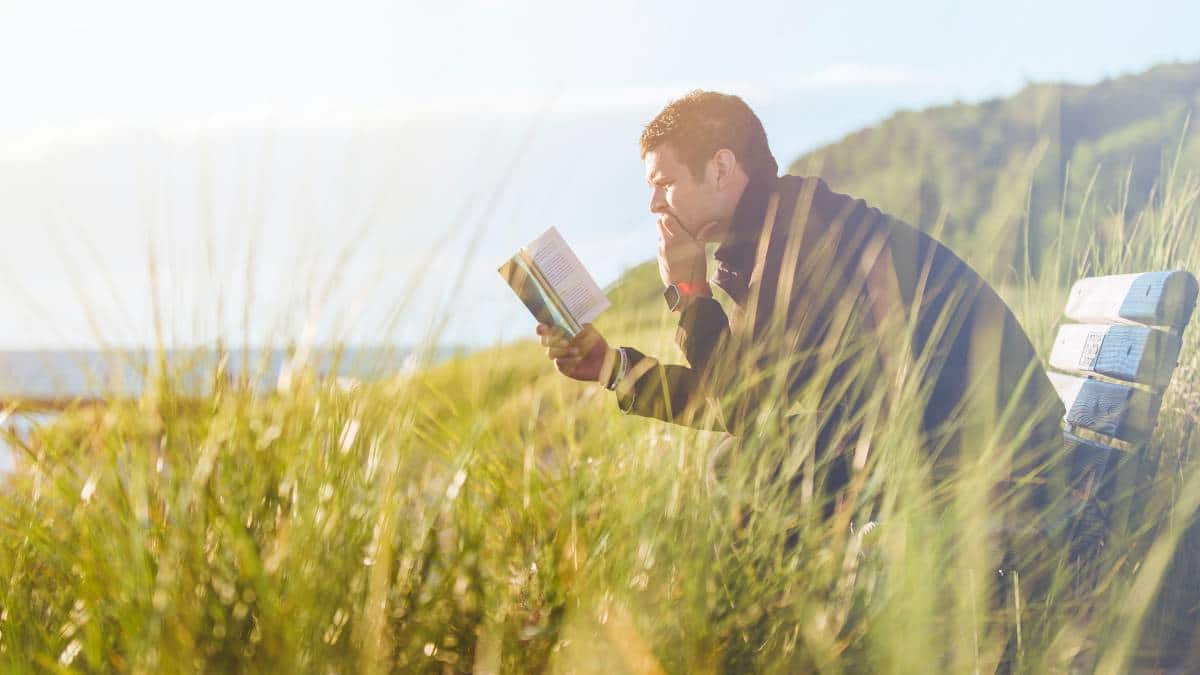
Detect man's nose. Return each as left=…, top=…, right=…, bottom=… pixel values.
left=648, top=186, right=667, bottom=214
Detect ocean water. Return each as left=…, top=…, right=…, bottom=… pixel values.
left=0, top=346, right=453, bottom=474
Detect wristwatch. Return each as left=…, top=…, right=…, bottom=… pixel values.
left=663, top=281, right=711, bottom=312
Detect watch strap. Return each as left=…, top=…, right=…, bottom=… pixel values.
left=675, top=280, right=710, bottom=296
left=665, top=281, right=712, bottom=311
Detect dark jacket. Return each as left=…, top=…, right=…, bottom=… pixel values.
left=613, top=174, right=1064, bottom=478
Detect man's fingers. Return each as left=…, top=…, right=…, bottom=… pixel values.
left=538, top=326, right=570, bottom=347
left=657, top=218, right=673, bottom=242
left=540, top=324, right=601, bottom=376
left=540, top=325, right=596, bottom=352
left=553, top=356, right=582, bottom=376
left=659, top=214, right=700, bottom=245
left=571, top=323, right=594, bottom=344
left=570, top=324, right=603, bottom=352
left=547, top=345, right=578, bottom=359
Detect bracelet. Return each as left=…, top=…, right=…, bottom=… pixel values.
left=598, top=348, right=616, bottom=388
left=605, top=347, right=628, bottom=391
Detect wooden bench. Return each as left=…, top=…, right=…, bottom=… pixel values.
left=1044, top=270, right=1198, bottom=557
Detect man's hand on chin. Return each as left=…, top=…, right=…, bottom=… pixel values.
left=536, top=323, right=609, bottom=382
left=656, top=214, right=713, bottom=287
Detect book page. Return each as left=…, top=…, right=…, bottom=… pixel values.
left=525, top=227, right=611, bottom=325
left=497, top=254, right=580, bottom=337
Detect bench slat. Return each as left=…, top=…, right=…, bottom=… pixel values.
left=1064, top=271, right=1198, bottom=331
left=1059, top=432, right=1120, bottom=548
left=1063, top=431, right=1117, bottom=495
left=1049, top=324, right=1182, bottom=388
left=1047, top=372, right=1161, bottom=445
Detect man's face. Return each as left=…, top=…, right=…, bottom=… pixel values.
left=644, top=144, right=724, bottom=243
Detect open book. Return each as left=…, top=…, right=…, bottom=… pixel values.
left=498, top=227, right=610, bottom=337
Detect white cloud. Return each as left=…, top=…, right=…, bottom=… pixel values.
left=782, top=63, right=947, bottom=89
left=0, top=63, right=948, bottom=159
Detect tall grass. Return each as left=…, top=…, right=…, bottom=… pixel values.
left=2, top=158, right=1200, bottom=674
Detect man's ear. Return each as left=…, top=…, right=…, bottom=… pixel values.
left=711, top=148, right=737, bottom=190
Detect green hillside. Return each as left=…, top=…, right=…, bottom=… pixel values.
left=788, top=60, right=1200, bottom=281
left=600, top=63, right=1200, bottom=369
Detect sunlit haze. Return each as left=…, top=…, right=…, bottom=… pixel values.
left=2, top=0, right=1198, bottom=349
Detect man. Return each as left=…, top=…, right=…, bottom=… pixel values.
left=536, top=91, right=1065, bottom=542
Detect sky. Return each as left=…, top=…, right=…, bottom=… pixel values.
left=1, top=0, right=1199, bottom=350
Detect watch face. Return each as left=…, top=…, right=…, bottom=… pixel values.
left=663, top=284, right=681, bottom=310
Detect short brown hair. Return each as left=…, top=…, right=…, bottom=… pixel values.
left=639, top=90, right=778, bottom=181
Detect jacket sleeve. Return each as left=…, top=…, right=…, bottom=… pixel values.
left=612, top=295, right=734, bottom=431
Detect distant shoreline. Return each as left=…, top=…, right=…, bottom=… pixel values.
left=0, top=344, right=473, bottom=473
left=0, top=344, right=472, bottom=400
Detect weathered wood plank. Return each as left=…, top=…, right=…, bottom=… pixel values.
left=1047, top=371, right=1085, bottom=413
left=1063, top=270, right=1198, bottom=331
left=1048, top=324, right=1182, bottom=388
left=1059, top=431, right=1120, bottom=551
left=1046, top=372, right=1161, bottom=444
left=1061, top=432, right=1148, bottom=504
left=1062, top=431, right=1117, bottom=497
left=1068, top=379, right=1160, bottom=444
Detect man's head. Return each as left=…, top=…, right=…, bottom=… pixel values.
left=640, top=91, right=778, bottom=243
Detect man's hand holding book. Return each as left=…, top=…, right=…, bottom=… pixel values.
left=535, top=323, right=612, bottom=384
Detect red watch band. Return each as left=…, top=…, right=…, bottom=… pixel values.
left=675, top=281, right=711, bottom=297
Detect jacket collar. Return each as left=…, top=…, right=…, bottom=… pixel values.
left=712, top=173, right=776, bottom=304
